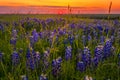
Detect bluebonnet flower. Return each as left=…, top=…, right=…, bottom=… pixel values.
left=81, top=47, right=91, bottom=66
left=103, top=39, right=112, bottom=59
left=82, top=35, right=86, bottom=46
left=26, top=48, right=36, bottom=70
left=92, top=56, right=99, bottom=67
left=32, top=29, right=39, bottom=42
left=0, top=52, right=3, bottom=62
left=13, top=22, right=19, bottom=27
left=113, top=20, right=119, bottom=25
left=93, top=30, right=98, bottom=39
left=58, top=29, right=64, bottom=35
left=46, top=18, right=53, bottom=23
left=21, top=75, right=28, bottom=80
left=10, top=37, right=17, bottom=45
left=35, top=51, right=40, bottom=61
left=41, top=20, right=46, bottom=29
left=39, top=32, right=43, bottom=39
left=118, top=54, right=120, bottom=66
left=94, top=45, right=104, bottom=62
left=65, top=46, right=72, bottom=60
left=50, top=31, right=55, bottom=39
left=77, top=61, right=86, bottom=72
left=100, top=36, right=105, bottom=44
left=11, top=51, right=20, bottom=66
left=69, top=23, right=76, bottom=28
left=19, top=48, right=23, bottom=53
left=29, top=36, right=34, bottom=46
left=88, top=35, right=92, bottom=41
left=84, top=75, right=94, bottom=80
left=52, top=57, right=62, bottom=77
left=110, top=36, right=115, bottom=43
left=68, top=35, right=74, bottom=45
left=12, top=29, right=17, bottom=38
left=43, top=50, right=50, bottom=71
left=104, top=27, right=109, bottom=34
left=39, top=74, right=48, bottom=80
left=33, top=32, right=39, bottom=42
left=0, top=24, right=4, bottom=31
left=97, top=24, right=103, bottom=31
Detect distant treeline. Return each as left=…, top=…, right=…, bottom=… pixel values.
left=73, top=14, right=120, bottom=20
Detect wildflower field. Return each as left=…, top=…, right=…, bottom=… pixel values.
left=0, top=14, right=120, bottom=80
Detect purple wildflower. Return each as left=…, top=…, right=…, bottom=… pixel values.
left=39, top=74, right=48, bottom=80
left=97, top=24, right=103, bottom=31
left=10, top=37, right=17, bottom=45
left=81, top=47, right=91, bottom=66
left=77, top=61, right=86, bottom=72
left=68, top=35, right=74, bottom=45
left=43, top=50, right=50, bottom=71
left=26, top=48, right=36, bottom=70
left=0, top=52, right=3, bottom=62
left=65, top=46, right=72, bottom=60
left=82, top=35, right=86, bottom=46
left=104, top=27, right=109, bottom=34
left=118, top=54, right=120, bottom=66
left=11, top=51, right=20, bottom=66
left=92, top=56, right=99, bottom=67
left=69, top=23, right=76, bottom=28
left=103, top=39, right=112, bottom=59
left=12, top=29, right=17, bottom=38
left=32, top=29, right=39, bottom=42
left=0, top=24, right=4, bottom=31
left=100, top=36, right=105, bottom=44
left=94, top=45, right=104, bottom=62
left=21, top=75, right=28, bottom=80
left=52, top=57, right=62, bottom=77
left=88, top=35, right=92, bottom=41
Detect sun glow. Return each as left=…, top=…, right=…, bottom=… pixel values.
left=0, top=0, right=120, bottom=14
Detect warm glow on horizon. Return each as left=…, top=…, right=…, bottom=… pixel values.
left=0, top=0, right=120, bottom=14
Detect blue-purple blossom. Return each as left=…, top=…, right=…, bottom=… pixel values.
left=26, top=48, right=41, bottom=70
left=103, top=39, right=112, bottom=59
left=11, top=51, right=20, bottom=66
left=94, top=45, right=104, bottom=62
left=104, top=27, right=109, bottom=34
left=97, top=24, right=103, bottom=31
left=32, top=29, right=39, bottom=42
left=65, top=46, right=72, bottom=60
left=0, top=24, right=4, bottom=31
left=110, top=36, right=115, bottom=43
left=52, top=57, right=62, bottom=77
left=100, top=36, right=105, bottom=44
left=21, top=75, right=28, bottom=80
left=82, top=35, right=86, bottom=46
left=26, top=48, right=36, bottom=70
left=118, top=54, right=120, bottom=66
left=69, top=23, right=76, bottom=28
left=10, top=38, right=17, bottom=45
left=88, top=35, right=92, bottom=41
left=81, top=47, right=91, bottom=66
left=0, top=52, right=3, bottom=62
left=77, top=61, right=86, bottom=72
left=12, top=29, right=17, bottom=38
left=68, top=35, right=74, bottom=45
left=92, top=56, right=99, bottom=67
left=39, top=74, right=48, bottom=80
left=43, top=50, right=50, bottom=71
left=19, top=48, right=23, bottom=53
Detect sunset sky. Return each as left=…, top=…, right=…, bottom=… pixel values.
left=0, top=0, right=120, bottom=14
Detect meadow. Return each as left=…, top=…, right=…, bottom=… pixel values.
left=0, top=14, right=120, bottom=80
